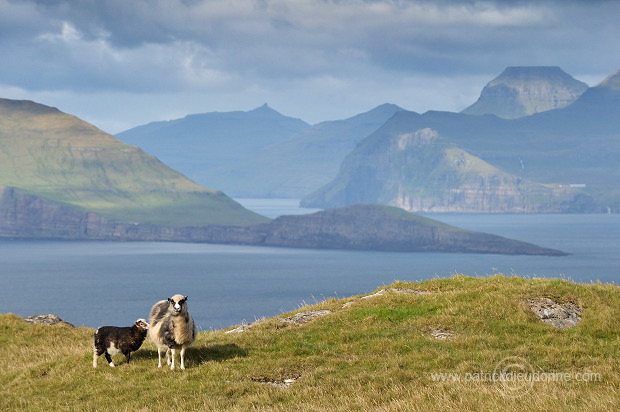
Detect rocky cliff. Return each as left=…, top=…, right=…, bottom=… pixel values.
left=0, top=187, right=564, bottom=255
left=302, top=128, right=592, bottom=213
left=461, top=66, right=588, bottom=118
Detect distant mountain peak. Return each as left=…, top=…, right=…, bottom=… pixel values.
left=250, top=103, right=273, bottom=112
left=462, top=66, right=588, bottom=119
left=499, top=66, right=567, bottom=79
left=595, top=68, right=620, bottom=91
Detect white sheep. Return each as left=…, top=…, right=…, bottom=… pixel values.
left=148, top=294, right=196, bottom=370
left=93, top=319, right=149, bottom=368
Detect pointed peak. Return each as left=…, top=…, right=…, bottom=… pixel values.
left=250, top=103, right=276, bottom=113
left=247, top=103, right=288, bottom=118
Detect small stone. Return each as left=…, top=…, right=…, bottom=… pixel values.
left=361, top=288, right=428, bottom=300
left=527, top=298, right=582, bottom=329
left=23, top=314, right=74, bottom=327
left=278, top=310, right=332, bottom=325
left=429, top=328, right=455, bottom=340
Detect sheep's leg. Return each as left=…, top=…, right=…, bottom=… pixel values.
left=104, top=351, right=115, bottom=367
left=166, top=348, right=172, bottom=365
left=124, top=351, right=131, bottom=364
left=157, top=346, right=163, bottom=368
left=180, top=345, right=187, bottom=370
left=93, top=349, right=99, bottom=368
left=170, top=347, right=176, bottom=370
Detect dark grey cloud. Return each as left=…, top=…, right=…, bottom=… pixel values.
left=1, top=0, right=619, bottom=132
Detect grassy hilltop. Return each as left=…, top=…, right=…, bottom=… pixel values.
left=1, top=275, right=619, bottom=411
left=0, top=99, right=267, bottom=226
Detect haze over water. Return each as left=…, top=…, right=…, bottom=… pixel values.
left=1, top=200, right=618, bottom=331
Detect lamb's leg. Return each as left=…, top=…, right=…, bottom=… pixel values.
left=93, top=348, right=100, bottom=368
left=157, top=346, right=163, bottom=368
left=180, top=345, right=187, bottom=370
left=170, top=347, right=176, bottom=370
left=104, top=351, right=115, bottom=367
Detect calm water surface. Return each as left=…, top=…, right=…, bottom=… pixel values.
left=1, top=199, right=618, bottom=330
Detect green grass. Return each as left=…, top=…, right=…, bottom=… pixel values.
left=1, top=275, right=619, bottom=411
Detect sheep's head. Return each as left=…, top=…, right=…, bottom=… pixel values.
left=134, top=319, right=149, bottom=330
left=168, top=294, right=188, bottom=314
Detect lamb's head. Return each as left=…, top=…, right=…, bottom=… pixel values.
left=134, top=318, right=149, bottom=330
left=167, top=294, right=189, bottom=315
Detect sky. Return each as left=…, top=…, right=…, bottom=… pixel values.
left=1, top=0, right=619, bottom=134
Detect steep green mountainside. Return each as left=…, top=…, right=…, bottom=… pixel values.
left=302, top=128, right=589, bottom=213
left=116, top=104, right=310, bottom=192
left=304, top=67, right=620, bottom=212
left=214, top=104, right=404, bottom=197
left=461, top=66, right=588, bottom=119
left=0, top=99, right=267, bottom=226
left=2, top=275, right=618, bottom=410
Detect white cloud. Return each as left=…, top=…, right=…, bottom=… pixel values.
left=0, top=0, right=618, bottom=132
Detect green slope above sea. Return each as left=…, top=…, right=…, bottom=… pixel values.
left=1, top=275, right=618, bottom=411
left=0, top=98, right=268, bottom=226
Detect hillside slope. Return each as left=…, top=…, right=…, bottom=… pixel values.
left=2, top=275, right=618, bottom=411
left=0, top=99, right=267, bottom=226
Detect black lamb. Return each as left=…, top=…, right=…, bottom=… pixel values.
left=93, top=318, right=149, bottom=367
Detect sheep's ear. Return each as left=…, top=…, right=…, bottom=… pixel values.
left=167, top=298, right=172, bottom=303
left=184, top=296, right=188, bottom=301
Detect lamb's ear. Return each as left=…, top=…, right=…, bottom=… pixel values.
left=167, top=298, right=172, bottom=303
left=184, top=296, right=188, bottom=301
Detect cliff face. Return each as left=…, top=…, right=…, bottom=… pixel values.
left=461, top=66, right=588, bottom=119
left=0, top=186, right=267, bottom=243
left=302, top=128, right=593, bottom=213
left=0, top=188, right=564, bottom=255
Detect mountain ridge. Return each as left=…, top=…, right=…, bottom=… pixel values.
left=116, top=104, right=311, bottom=191
left=213, top=103, right=405, bottom=197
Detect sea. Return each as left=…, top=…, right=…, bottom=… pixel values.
left=1, top=198, right=618, bottom=331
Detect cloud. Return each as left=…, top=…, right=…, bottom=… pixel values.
left=1, top=0, right=619, bottom=132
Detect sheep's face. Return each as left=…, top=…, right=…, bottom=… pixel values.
left=134, top=319, right=149, bottom=330
left=168, top=295, right=188, bottom=313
